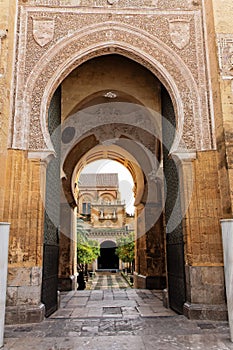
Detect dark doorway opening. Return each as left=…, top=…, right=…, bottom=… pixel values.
left=98, top=241, right=119, bottom=270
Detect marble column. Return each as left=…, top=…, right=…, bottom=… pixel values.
left=0, top=222, right=10, bottom=348
left=221, top=219, right=233, bottom=342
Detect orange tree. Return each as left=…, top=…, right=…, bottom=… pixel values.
left=115, top=231, right=135, bottom=273
left=77, top=219, right=100, bottom=271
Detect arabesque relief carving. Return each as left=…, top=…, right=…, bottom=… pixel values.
left=19, top=0, right=200, bottom=9
left=217, top=34, right=233, bottom=79
left=11, top=4, right=214, bottom=156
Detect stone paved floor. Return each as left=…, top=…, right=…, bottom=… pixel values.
left=87, top=272, right=130, bottom=290
left=3, top=273, right=233, bottom=350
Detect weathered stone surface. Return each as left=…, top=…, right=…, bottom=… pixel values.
left=5, top=303, right=45, bottom=325
left=31, top=267, right=42, bottom=286
left=183, top=302, right=227, bottom=321
left=8, top=268, right=32, bottom=287
left=17, top=286, right=41, bottom=305
left=185, top=266, right=226, bottom=305
left=6, top=288, right=18, bottom=307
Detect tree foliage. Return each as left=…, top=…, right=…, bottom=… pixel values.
left=77, top=219, right=100, bottom=267
left=115, top=232, right=135, bottom=263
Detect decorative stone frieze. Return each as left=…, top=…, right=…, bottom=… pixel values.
left=217, top=34, right=233, bottom=80
left=18, top=0, right=200, bottom=9
left=11, top=4, right=213, bottom=155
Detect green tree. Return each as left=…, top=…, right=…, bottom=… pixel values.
left=77, top=239, right=100, bottom=266
left=77, top=219, right=100, bottom=271
left=115, top=232, right=135, bottom=273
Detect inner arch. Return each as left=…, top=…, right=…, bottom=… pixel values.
left=72, top=144, right=145, bottom=209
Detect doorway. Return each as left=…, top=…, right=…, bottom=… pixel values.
left=42, top=54, right=186, bottom=317
left=98, top=241, right=119, bottom=270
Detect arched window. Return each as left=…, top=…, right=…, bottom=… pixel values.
left=82, top=202, right=91, bottom=215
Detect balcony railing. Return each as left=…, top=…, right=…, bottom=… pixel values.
left=98, top=214, right=118, bottom=221
left=92, top=200, right=125, bottom=206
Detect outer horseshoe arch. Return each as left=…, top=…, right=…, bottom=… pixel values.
left=19, top=21, right=203, bottom=157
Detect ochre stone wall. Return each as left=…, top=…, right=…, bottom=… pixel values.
left=0, top=0, right=17, bottom=220
left=211, top=0, right=233, bottom=212
left=202, top=0, right=232, bottom=217
left=2, top=150, right=45, bottom=318
left=183, top=150, right=227, bottom=318
left=0, top=0, right=46, bottom=322
left=3, top=150, right=44, bottom=267
left=184, top=151, right=223, bottom=266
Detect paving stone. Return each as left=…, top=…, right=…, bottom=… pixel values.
left=51, top=309, right=73, bottom=318
left=103, top=295, right=114, bottom=301
left=4, top=274, right=233, bottom=350
left=87, top=308, right=103, bottom=317
left=81, top=325, right=99, bottom=335
left=70, top=308, right=89, bottom=318
left=103, top=307, right=122, bottom=315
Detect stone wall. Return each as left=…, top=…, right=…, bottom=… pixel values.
left=3, top=151, right=44, bottom=266
left=211, top=0, right=233, bottom=212
left=184, top=151, right=223, bottom=265
left=202, top=0, right=232, bottom=217
left=0, top=0, right=46, bottom=323
left=183, top=150, right=227, bottom=319
left=2, top=150, right=45, bottom=323
left=0, top=0, right=17, bottom=219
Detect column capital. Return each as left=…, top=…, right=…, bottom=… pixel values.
left=169, top=150, right=197, bottom=163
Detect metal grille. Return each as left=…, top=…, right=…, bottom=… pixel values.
left=162, top=87, right=186, bottom=314
left=42, top=86, right=61, bottom=317
left=41, top=245, right=59, bottom=316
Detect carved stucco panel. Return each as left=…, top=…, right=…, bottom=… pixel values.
left=27, top=27, right=198, bottom=150
left=21, top=8, right=206, bottom=99
left=24, top=9, right=201, bottom=82
left=18, top=0, right=201, bottom=10
left=12, top=6, right=213, bottom=154
left=217, top=34, right=233, bottom=80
